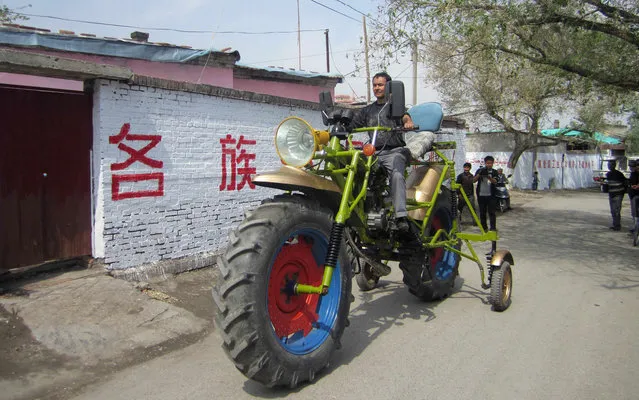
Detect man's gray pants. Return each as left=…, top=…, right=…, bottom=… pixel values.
left=377, top=147, right=411, bottom=218
left=609, top=194, right=624, bottom=229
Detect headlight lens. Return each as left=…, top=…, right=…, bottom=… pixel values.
left=275, top=117, right=317, bottom=167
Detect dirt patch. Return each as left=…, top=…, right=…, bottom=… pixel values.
left=143, top=267, right=219, bottom=322
left=0, top=305, right=73, bottom=379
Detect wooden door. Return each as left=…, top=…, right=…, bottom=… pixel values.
left=0, top=86, right=92, bottom=270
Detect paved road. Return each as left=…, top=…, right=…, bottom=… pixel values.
left=72, top=190, right=639, bottom=400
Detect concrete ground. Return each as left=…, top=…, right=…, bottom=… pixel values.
left=0, top=266, right=216, bottom=400
left=1, top=187, right=636, bottom=400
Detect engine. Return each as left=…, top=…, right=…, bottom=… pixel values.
left=366, top=209, right=388, bottom=238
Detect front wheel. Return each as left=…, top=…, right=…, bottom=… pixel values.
left=212, top=195, right=353, bottom=388
left=499, top=199, right=506, bottom=213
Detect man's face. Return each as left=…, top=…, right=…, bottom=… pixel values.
left=485, top=160, right=494, bottom=169
left=372, top=77, right=387, bottom=102
left=608, top=161, right=616, bottom=170
left=497, top=169, right=503, bottom=175
left=464, top=166, right=471, bottom=172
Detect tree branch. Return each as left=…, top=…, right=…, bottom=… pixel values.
left=495, top=45, right=639, bottom=91
left=581, top=0, right=639, bottom=25
left=521, top=12, right=639, bottom=48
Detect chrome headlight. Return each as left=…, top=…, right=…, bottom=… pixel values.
left=275, top=117, right=317, bottom=167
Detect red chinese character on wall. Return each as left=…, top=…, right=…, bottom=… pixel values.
left=110, top=123, right=164, bottom=200
left=219, top=134, right=257, bottom=191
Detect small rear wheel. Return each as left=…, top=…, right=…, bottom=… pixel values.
left=489, top=262, right=512, bottom=311
left=355, top=262, right=380, bottom=291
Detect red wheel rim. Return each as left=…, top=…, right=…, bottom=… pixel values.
left=267, top=236, right=322, bottom=338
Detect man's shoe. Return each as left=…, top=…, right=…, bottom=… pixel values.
left=609, top=226, right=621, bottom=231
left=397, top=217, right=410, bottom=233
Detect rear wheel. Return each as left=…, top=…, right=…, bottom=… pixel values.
left=212, top=195, right=353, bottom=388
left=400, top=187, right=461, bottom=301
left=489, top=262, right=512, bottom=311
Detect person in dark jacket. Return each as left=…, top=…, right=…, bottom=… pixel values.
left=351, top=72, right=415, bottom=232
left=628, top=160, right=639, bottom=233
left=605, top=160, right=627, bottom=231
left=456, top=162, right=476, bottom=219
left=473, top=155, right=499, bottom=232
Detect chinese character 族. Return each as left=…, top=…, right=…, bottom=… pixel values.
left=219, top=134, right=257, bottom=191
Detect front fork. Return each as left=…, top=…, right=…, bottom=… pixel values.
left=295, top=151, right=362, bottom=296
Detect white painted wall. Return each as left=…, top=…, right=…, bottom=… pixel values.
left=92, top=80, right=323, bottom=270
left=465, top=151, right=601, bottom=190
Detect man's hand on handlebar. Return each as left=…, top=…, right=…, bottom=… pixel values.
left=402, top=114, right=415, bottom=130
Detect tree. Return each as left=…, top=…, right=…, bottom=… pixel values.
left=419, top=38, right=565, bottom=168
left=1, top=5, right=29, bottom=24
left=366, top=0, right=638, bottom=167
left=374, top=0, right=639, bottom=92
left=626, top=109, right=639, bottom=154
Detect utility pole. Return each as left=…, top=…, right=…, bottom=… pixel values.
left=363, top=15, right=371, bottom=103
left=325, top=29, right=330, bottom=73
left=412, top=40, right=418, bottom=106
left=297, top=0, right=302, bottom=70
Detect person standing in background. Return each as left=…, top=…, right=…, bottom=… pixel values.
left=456, top=162, right=476, bottom=221
left=628, top=160, right=639, bottom=233
left=532, top=171, right=539, bottom=191
left=605, top=160, right=627, bottom=231
left=473, top=156, right=499, bottom=232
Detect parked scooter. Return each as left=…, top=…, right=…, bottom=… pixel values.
left=495, top=173, right=512, bottom=213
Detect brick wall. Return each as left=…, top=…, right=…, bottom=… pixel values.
left=92, top=79, right=323, bottom=272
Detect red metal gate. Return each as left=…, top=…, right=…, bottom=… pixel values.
left=0, top=86, right=92, bottom=270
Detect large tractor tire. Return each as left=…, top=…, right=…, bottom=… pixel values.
left=212, top=194, right=353, bottom=388
left=400, top=187, right=461, bottom=301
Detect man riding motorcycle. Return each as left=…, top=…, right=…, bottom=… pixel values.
left=350, top=72, right=418, bottom=233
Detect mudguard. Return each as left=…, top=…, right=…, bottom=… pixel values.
left=490, top=250, right=515, bottom=268
left=253, top=165, right=341, bottom=194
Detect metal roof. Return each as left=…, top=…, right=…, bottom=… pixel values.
left=0, top=24, right=342, bottom=81
left=541, top=128, right=622, bottom=145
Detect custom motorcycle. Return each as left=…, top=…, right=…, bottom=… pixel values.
left=212, top=81, right=514, bottom=388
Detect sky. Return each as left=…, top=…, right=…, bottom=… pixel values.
left=1, top=0, right=440, bottom=104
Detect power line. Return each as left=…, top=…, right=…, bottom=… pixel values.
left=331, top=0, right=367, bottom=17
left=21, top=13, right=326, bottom=35
left=246, top=47, right=359, bottom=66
left=306, top=0, right=360, bottom=23
left=329, top=41, right=362, bottom=100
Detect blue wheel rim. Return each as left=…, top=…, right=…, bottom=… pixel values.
left=267, top=228, right=342, bottom=355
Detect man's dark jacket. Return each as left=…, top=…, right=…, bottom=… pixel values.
left=606, top=169, right=627, bottom=197
left=351, top=101, right=405, bottom=149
